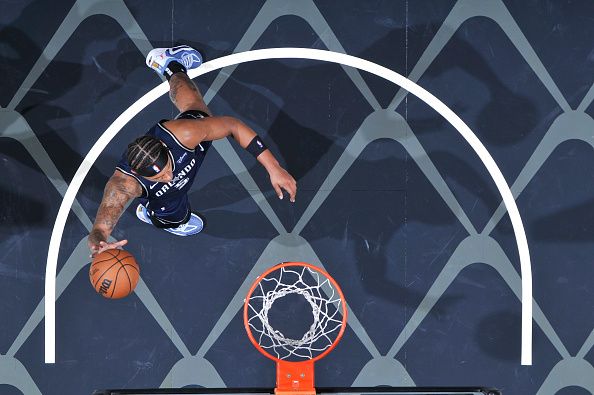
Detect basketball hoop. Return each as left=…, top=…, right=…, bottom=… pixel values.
left=244, top=262, right=348, bottom=395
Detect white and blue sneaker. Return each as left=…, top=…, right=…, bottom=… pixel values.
left=163, top=212, right=204, bottom=237
left=136, top=204, right=152, bottom=225
left=136, top=204, right=204, bottom=236
left=145, top=45, right=202, bottom=76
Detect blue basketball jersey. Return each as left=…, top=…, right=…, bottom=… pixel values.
left=116, top=121, right=211, bottom=220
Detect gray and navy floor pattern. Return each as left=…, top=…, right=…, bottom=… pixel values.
left=1, top=1, right=594, bottom=394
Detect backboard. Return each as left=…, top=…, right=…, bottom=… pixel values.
left=93, top=387, right=501, bottom=395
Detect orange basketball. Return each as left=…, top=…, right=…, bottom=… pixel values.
left=89, top=249, right=140, bottom=299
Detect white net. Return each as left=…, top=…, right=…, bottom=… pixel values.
left=246, top=264, right=345, bottom=361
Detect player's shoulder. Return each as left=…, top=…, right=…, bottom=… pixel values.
left=163, top=115, right=227, bottom=129
left=111, top=169, right=143, bottom=197
left=162, top=116, right=230, bottom=148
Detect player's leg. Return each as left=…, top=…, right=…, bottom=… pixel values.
left=168, top=72, right=211, bottom=116
left=145, top=45, right=212, bottom=116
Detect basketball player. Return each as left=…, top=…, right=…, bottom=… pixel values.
left=88, top=45, right=297, bottom=257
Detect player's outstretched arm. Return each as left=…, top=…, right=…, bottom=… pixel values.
left=165, top=116, right=297, bottom=202
left=88, top=171, right=142, bottom=257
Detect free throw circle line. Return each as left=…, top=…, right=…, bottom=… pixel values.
left=45, top=48, right=532, bottom=365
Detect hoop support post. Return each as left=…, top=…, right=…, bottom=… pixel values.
left=276, top=360, right=315, bottom=395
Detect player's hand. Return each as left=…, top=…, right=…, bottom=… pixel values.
left=89, top=239, right=128, bottom=259
left=269, top=166, right=297, bottom=203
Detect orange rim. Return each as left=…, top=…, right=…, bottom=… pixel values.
left=243, top=261, right=348, bottom=363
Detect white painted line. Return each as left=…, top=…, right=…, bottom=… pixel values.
left=46, top=48, right=532, bottom=365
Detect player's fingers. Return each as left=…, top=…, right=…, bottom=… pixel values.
left=98, top=241, right=116, bottom=254
left=105, top=241, right=124, bottom=251
left=115, top=239, right=128, bottom=249
left=285, top=182, right=296, bottom=203
left=273, top=183, right=283, bottom=200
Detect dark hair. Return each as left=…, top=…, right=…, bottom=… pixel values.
left=126, top=136, right=164, bottom=171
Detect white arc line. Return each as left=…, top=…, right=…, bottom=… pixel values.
left=45, top=47, right=532, bottom=365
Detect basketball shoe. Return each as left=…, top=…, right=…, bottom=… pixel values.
left=145, top=45, right=202, bottom=77
left=163, top=212, right=204, bottom=237
left=135, top=204, right=152, bottom=225
left=136, top=204, right=204, bottom=236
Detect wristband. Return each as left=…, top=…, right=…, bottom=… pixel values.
left=246, top=135, right=268, bottom=158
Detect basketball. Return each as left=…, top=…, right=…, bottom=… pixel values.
left=89, top=249, right=140, bottom=299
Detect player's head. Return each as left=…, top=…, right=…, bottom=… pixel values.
left=126, top=136, right=173, bottom=182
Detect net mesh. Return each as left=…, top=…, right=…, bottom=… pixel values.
left=246, top=265, right=345, bottom=361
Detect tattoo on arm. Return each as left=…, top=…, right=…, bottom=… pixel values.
left=90, top=176, right=138, bottom=242
left=88, top=228, right=107, bottom=246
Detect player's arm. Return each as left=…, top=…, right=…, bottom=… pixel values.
left=165, top=116, right=297, bottom=202
left=88, top=171, right=142, bottom=257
